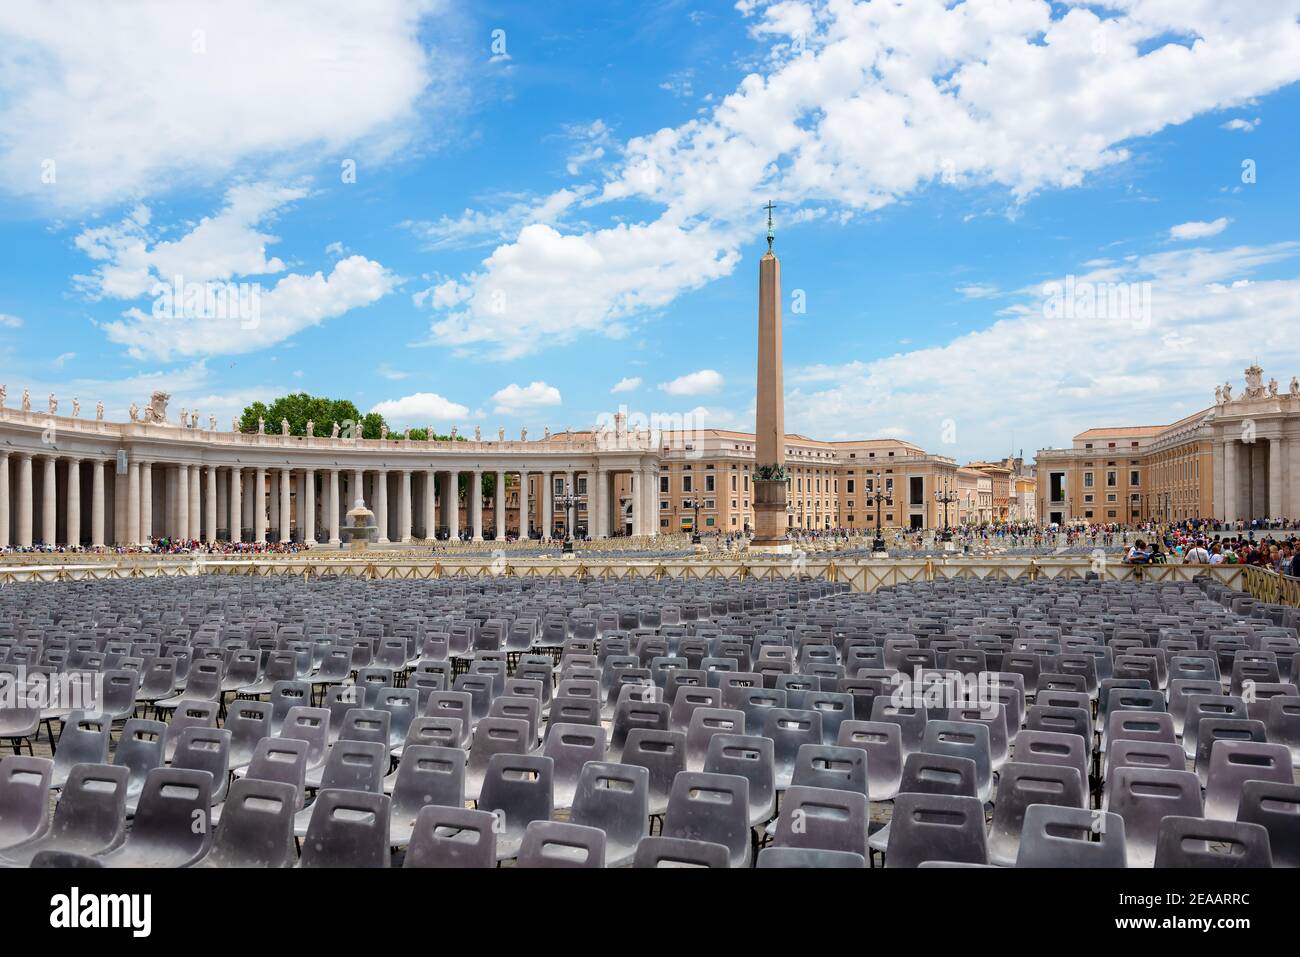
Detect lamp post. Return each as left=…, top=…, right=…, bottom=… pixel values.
left=554, top=480, right=581, bottom=554
left=934, top=477, right=958, bottom=543
left=687, top=498, right=703, bottom=544
left=865, top=472, right=888, bottom=554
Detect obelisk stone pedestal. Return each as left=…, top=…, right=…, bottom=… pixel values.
left=751, top=245, right=791, bottom=553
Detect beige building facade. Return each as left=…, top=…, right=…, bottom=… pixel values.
left=1035, top=365, right=1300, bottom=525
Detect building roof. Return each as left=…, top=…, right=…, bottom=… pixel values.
left=1073, top=425, right=1166, bottom=440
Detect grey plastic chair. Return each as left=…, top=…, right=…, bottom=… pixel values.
left=403, top=805, right=497, bottom=868
left=423, top=692, right=472, bottom=745
left=268, top=680, right=313, bottom=735
left=1262, top=694, right=1300, bottom=763
left=1108, top=767, right=1203, bottom=867
left=1011, top=729, right=1090, bottom=790
left=868, top=751, right=978, bottom=856
left=1192, top=717, right=1266, bottom=786
left=773, top=784, right=868, bottom=859
left=885, top=793, right=988, bottom=868
left=294, top=739, right=388, bottom=837
left=477, top=752, right=554, bottom=860
left=516, top=820, right=606, bottom=868
left=0, top=755, right=53, bottom=851
left=632, top=835, right=730, bottom=868
left=1014, top=804, right=1126, bottom=868
left=0, top=763, right=128, bottom=866
left=789, top=743, right=868, bottom=796
left=30, top=850, right=105, bottom=868
left=621, top=728, right=687, bottom=818
left=225, top=700, right=271, bottom=772
left=170, top=726, right=232, bottom=806
left=764, top=708, right=823, bottom=790
left=704, top=733, right=775, bottom=828
left=300, top=789, right=391, bottom=868
left=389, top=745, right=465, bottom=847
left=96, top=767, right=213, bottom=868
left=1108, top=739, right=1187, bottom=776
left=986, top=761, right=1087, bottom=866
left=1203, top=739, right=1293, bottom=821
left=113, top=718, right=167, bottom=814
left=804, top=691, right=854, bottom=745
left=464, top=716, right=531, bottom=803
left=543, top=722, right=606, bottom=811
left=1153, top=816, right=1272, bottom=868
left=1237, top=780, right=1300, bottom=868
left=662, top=770, right=752, bottom=868
left=201, top=778, right=298, bottom=868
left=837, top=720, right=903, bottom=801
left=920, top=720, right=993, bottom=804
left=609, top=698, right=669, bottom=761
left=49, top=711, right=110, bottom=790
left=1182, top=694, right=1246, bottom=760
left=757, top=846, right=866, bottom=868
left=685, top=707, right=744, bottom=772
left=869, top=698, right=927, bottom=755
left=162, top=700, right=219, bottom=762
left=570, top=761, right=649, bottom=867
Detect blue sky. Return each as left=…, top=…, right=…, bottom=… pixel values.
left=2, top=0, right=1300, bottom=461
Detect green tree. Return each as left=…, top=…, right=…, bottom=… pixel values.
left=238, top=393, right=373, bottom=437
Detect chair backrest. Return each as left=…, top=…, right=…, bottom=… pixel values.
left=318, top=739, right=387, bottom=794
left=885, top=793, right=988, bottom=868
left=685, top=707, right=745, bottom=771
left=112, top=718, right=167, bottom=791
left=48, top=763, right=129, bottom=848
left=632, top=835, right=730, bottom=869
left=662, top=770, right=751, bottom=868
left=1108, top=767, right=1203, bottom=868
left=836, top=720, right=903, bottom=801
left=1014, top=804, right=1126, bottom=868
left=773, top=784, right=868, bottom=858
left=168, top=726, right=231, bottom=803
left=1237, top=780, right=1300, bottom=869
left=477, top=753, right=554, bottom=846
left=619, top=729, right=686, bottom=803
left=0, top=755, right=53, bottom=850
left=403, top=805, right=497, bottom=868
left=986, top=761, right=1086, bottom=866
left=570, top=761, right=649, bottom=855
left=244, top=736, right=308, bottom=808
left=206, top=778, right=298, bottom=868
left=391, top=745, right=465, bottom=817
left=1153, top=816, right=1272, bottom=868
left=300, top=789, right=391, bottom=868
left=898, top=751, right=977, bottom=798
left=54, top=711, right=110, bottom=769
left=1203, top=739, right=1293, bottom=821
left=516, top=820, right=606, bottom=868
left=126, top=767, right=214, bottom=862
left=789, top=744, right=867, bottom=795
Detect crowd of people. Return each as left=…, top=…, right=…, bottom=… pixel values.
left=1125, top=528, right=1299, bottom=575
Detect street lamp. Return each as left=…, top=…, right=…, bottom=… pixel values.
left=934, top=477, right=958, bottom=543
left=554, top=480, right=582, bottom=554
left=864, top=472, right=888, bottom=553
left=686, top=498, right=703, bottom=544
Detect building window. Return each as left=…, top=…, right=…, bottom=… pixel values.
left=1083, top=472, right=1094, bottom=488
left=1106, top=471, right=1117, bottom=487
left=659, top=476, right=669, bottom=493
left=847, top=479, right=855, bottom=494
left=705, top=475, right=715, bottom=493
left=682, top=476, right=693, bottom=493
left=1129, top=470, right=1139, bottom=486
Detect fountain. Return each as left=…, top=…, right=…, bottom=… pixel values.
left=342, top=498, right=378, bottom=550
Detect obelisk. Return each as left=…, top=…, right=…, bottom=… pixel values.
left=751, top=201, right=790, bottom=552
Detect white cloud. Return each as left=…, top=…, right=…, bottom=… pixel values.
left=564, top=120, right=614, bottom=176
left=1170, top=217, right=1231, bottom=241
left=51, top=352, right=75, bottom=368
left=611, top=376, right=642, bottom=393
left=376, top=364, right=411, bottom=381
left=404, top=188, right=590, bottom=252
left=0, top=0, right=447, bottom=209
left=422, top=0, right=1300, bottom=357
left=74, top=183, right=307, bottom=300
left=659, top=369, right=724, bottom=396
left=956, top=283, right=1000, bottom=299
left=784, top=242, right=1300, bottom=460
left=491, top=381, right=562, bottom=415
left=370, top=391, right=470, bottom=424
left=1221, top=117, right=1261, bottom=132
left=103, top=254, right=397, bottom=360
left=0, top=314, right=22, bottom=328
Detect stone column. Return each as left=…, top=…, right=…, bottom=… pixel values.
left=203, top=466, right=216, bottom=542
left=352, top=468, right=365, bottom=509
left=495, top=470, right=506, bottom=541
left=471, top=469, right=483, bottom=541
left=328, top=470, right=340, bottom=544
left=188, top=466, right=201, bottom=541
left=374, top=469, right=389, bottom=544
left=518, top=468, right=529, bottom=539
left=630, top=471, right=641, bottom=537
left=1268, top=436, right=1284, bottom=521
left=541, top=470, right=553, bottom=538
left=398, top=470, right=412, bottom=543
left=229, top=468, right=242, bottom=543
left=565, top=469, right=575, bottom=537
left=177, top=464, right=191, bottom=541
left=215, top=467, right=227, bottom=540
left=304, top=469, right=316, bottom=545
left=644, top=465, right=659, bottom=538
left=279, top=468, right=292, bottom=543
left=254, top=468, right=266, bottom=542
left=443, top=470, right=458, bottom=540
left=1222, top=439, right=1237, bottom=524
left=89, top=458, right=104, bottom=548
left=41, top=455, right=57, bottom=546
left=0, top=453, right=10, bottom=547
left=66, top=458, right=81, bottom=547
left=127, top=459, right=141, bottom=545
left=592, top=467, right=605, bottom=538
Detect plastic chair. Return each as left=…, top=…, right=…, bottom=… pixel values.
left=632, top=835, right=730, bottom=868
left=0, top=755, right=53, bottom=851
left=885, top=793, right=988, bottom=868
left=516, top=820, right=606, bottom=868
left=704, top=733, right=776, bottom=828
left=1203, top=739, right=1293, bottom=821
left=570, top=761, right=649, bottom=867
left=773, top=784, right=868, bottom=859
left=0, top=763, right=128, bottom=866
left=300, top=789, right=391, bottom=868
left=837, top=720, right=903, bottom=801
left=986, top=761, right=1087, bottom=866
left=1014, top=805, right=1126, bottom=868
left=95, top=767, right=214, bottom=867
left=621, top=728, right=687, bottom=818
left=1153, top=816, right=1272, bottom=868
left=757, top=846, right=866, bottom=868
left=403, top=805, right=498, bottom=868
left=1237, top=780, right=1300, bottom=868
left=201, top=778, right=298, bottom=868
left=662, top=770, right=752, bottom=868
left=1108, top=767, right=1203, bottom=868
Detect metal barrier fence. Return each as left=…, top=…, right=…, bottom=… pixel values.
left=0, top=554, right=1251, bottom=593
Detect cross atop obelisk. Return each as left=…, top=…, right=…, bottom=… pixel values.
left=751, top=200, right=790, bottom=552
